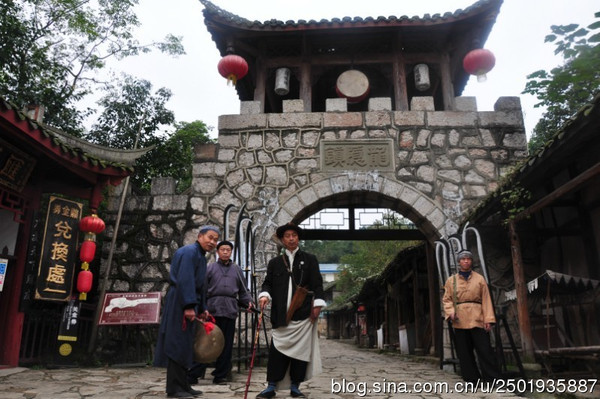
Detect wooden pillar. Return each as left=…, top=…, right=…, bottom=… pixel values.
left=299, top=36, right=312, bottom=112
left=299, top=62, right=311, bottom=112
left=392, top=33, right=408, bottom=111
left=439, top=52, right=455, bottom=111
left=508, top=219, right=535, bottom=361
left=425, top=241, right=440, bottom=355
left=413, top=261, right=424, bottom=355
left=253, top=43, right=266, bottom=113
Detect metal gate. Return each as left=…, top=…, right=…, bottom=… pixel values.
left=224, top=204, right=270, bottom=374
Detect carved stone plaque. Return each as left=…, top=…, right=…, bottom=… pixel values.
left=321, top=139, right=394, bottom=172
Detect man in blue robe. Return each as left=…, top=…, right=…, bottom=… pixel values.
left=154, top=226, right=220, bottom=398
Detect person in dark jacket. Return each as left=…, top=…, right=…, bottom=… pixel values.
left=153, top=226, right=220, bottom=398
left=188, top=240, right=254, bottom=385
left=256, top=223, right=325, bottom=399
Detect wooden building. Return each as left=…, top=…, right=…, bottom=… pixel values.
left=0, top=100, right=146, bottom=367
left=200, top=0, right=502, bottom=113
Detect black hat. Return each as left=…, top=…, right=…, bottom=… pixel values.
left=275, top=223, right=303, bottom=239
left=217, top=240, right=234, bottom=250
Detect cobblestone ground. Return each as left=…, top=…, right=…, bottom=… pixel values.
left=0, top=339, right=598, bottom=398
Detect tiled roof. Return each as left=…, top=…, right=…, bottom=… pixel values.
left=199, top=0, right=502, bottom=31
left=1, top=98, right=151, bottom=173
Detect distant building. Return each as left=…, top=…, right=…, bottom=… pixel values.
left=320, top=263, right=339, bottom=283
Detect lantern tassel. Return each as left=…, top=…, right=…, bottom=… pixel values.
left=227, top=74, right=238, bottom=86
left=79, top=292, right=87, bottom=301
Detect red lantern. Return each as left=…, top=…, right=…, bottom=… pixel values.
left=77, top=270, right=93, bottom=300
left=76, top=213, right=104, bottom=301
left=79, top=240, right=96, bottom=264
left=79, top=214, right=105, bottom=234
left=217, top=54, right=248, bottom=86
left=463, top=49, right=496, bottom=82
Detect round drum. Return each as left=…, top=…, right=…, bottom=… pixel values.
left=336, top=70, right=370, bottom=103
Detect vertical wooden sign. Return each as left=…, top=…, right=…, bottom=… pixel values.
left=35, top=196, right=82, bottom=302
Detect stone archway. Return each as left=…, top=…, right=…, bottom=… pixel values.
left=195, top=95, right=526, bottom=267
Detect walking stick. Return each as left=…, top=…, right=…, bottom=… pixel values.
left=244, top=309, right=263, bottom=399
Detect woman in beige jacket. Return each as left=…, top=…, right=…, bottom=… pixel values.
left=442, top=250, right=502, bottom=382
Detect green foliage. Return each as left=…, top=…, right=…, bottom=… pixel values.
left=86, top=76, right=214, bottom=193
left=0, top=0, right=184, bottom=135
left=149, top=121, right=215, bottom=193
left=523, top=11, right=600, bottom=154
left=302, top=241, right=352, bottom=264
left=499, top=185, right=532, bottom=225
left=327, top=212, right=421, bottom=305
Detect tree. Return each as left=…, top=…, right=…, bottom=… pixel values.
left=301, top=240, right=352, bottom=264
left=523, top=11, right=600, bottom=154
left=332, top=212, right=421, bottom=304
left=149, top=121, right=215, bottom=193
left=86, top=75, right=175, bottom=191
left=0, top=0, right=184, bottom=135
left=87, top=75, right=215, bottom=192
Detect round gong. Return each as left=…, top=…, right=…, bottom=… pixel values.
left=336, top=70, right=370, bottom=103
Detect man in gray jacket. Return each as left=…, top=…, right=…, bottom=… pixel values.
left=194, top=240, right=254, bottom=384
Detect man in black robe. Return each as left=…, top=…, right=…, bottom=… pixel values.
left=257, top=223, right=325, bottom=399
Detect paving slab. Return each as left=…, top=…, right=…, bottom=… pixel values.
left=0, top=339, right=598, bottom=398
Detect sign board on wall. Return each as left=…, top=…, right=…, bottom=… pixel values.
left=0, top=258, right=7, bottom=291
left=99, top=292, right=162, bottom=325
left=35, top=196, right=83, bottom=301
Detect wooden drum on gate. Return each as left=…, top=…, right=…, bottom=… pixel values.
left=336, top=70, right=370, bottom=103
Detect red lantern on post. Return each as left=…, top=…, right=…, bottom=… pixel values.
left=77, top=214, right=105, bottom=300
left=217, top=54, right=248, bottom=86
left=77, top=270, right=93, bottom=298
left=463, top=48, right=496, bottom=82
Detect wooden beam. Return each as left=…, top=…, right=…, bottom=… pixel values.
left=516, top=160, right=600, bottom=222
left=302, top=229, right=425, bottom=241
left=263, top=52, right=442, bottom=68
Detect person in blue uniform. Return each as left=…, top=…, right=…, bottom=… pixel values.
left=153, top=226, right=220, bottom=398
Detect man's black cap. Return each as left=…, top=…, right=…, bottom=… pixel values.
left=275, top=223, right=303, bottom=239
left=217, top=240, right=234, bottom=250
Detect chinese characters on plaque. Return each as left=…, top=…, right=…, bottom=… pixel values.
left=35, top=196, right=83, bottom=301
left=0, top=138, right=36, bottom=192
left=321, top=140, right=394, bottom=172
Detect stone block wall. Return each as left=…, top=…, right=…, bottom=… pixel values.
left=101, top=95, right=527, bottom=288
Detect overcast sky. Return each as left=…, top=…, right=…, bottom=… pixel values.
left=104, top=0, right=598, bottom=139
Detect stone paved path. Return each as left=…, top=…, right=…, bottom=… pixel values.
left=1, top=339, right=598, bottom=398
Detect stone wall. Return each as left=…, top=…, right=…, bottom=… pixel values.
left=100, top=94, right=527, bottom=290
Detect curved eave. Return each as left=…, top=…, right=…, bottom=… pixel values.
left=0, top=101, right=134, bottom=186
left=200, top=0, right=502, bottom=33
left=44, top=124, right=153, bottom=166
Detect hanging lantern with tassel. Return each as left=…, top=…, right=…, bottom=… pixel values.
left=77, top=214, right=105, bottom=300
left=463, top=48, right=496, bottom=82
left=217, top=54, right=248, bottom=86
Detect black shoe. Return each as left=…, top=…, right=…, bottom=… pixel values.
left=213, top=377, right=228, bottom=385
left=290, top=388, right=306, bottom=398
left=256, top=387, right=276, bottom=398
left=167, top=392, right=193, bottom=398
left=188, top=388, right=203, bottom=396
